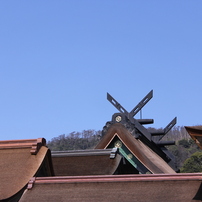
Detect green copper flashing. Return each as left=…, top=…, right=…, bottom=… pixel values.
left=107, top=136, right=151, bottom=174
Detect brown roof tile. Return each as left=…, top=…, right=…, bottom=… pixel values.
left=20, top=173, right=202, bottom=201
left=51, top=148, right=122, bottom=176
left=0, top=138, right=54, bottom=200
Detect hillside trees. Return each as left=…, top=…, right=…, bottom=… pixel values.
left=167, top=138, right=199, bottom=169
left=180, top=151, right=202, bottom=173
left=48, top=130, right=101, bottom=151
left=158, top=126, right=200, bottom=169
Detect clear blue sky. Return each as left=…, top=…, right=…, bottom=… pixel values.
left=0, top=1, right=202, bottom=141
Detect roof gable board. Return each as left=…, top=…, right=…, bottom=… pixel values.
left=96, top=123, right=175, bottom=174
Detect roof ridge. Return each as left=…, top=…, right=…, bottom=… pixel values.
left=0, top=138, right=46, bottom=155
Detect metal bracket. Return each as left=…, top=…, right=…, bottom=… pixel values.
left=110, top=147, right=118, bottom=159
left=27, top=177, right=36, bottom=190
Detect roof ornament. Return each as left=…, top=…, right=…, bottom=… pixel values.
left=102, top=90, right=178, bottom=171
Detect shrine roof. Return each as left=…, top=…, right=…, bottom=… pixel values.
left=0, top=138, right=54, bottom=201
left=185, top=126, right=202, bottom=149
left=51, top=148, right=122, bottom=176
left=19, top=173, right=202, bottom=202
left=96, top=123, right=176, bottom=174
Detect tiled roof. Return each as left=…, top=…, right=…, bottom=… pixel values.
left=19, top=173, right=202, bottom=202
left=2, top=124, right=202, bottom=201
left=51, top=148, right=122, bottom=176
left=0, top=138, right=54, bottom=201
